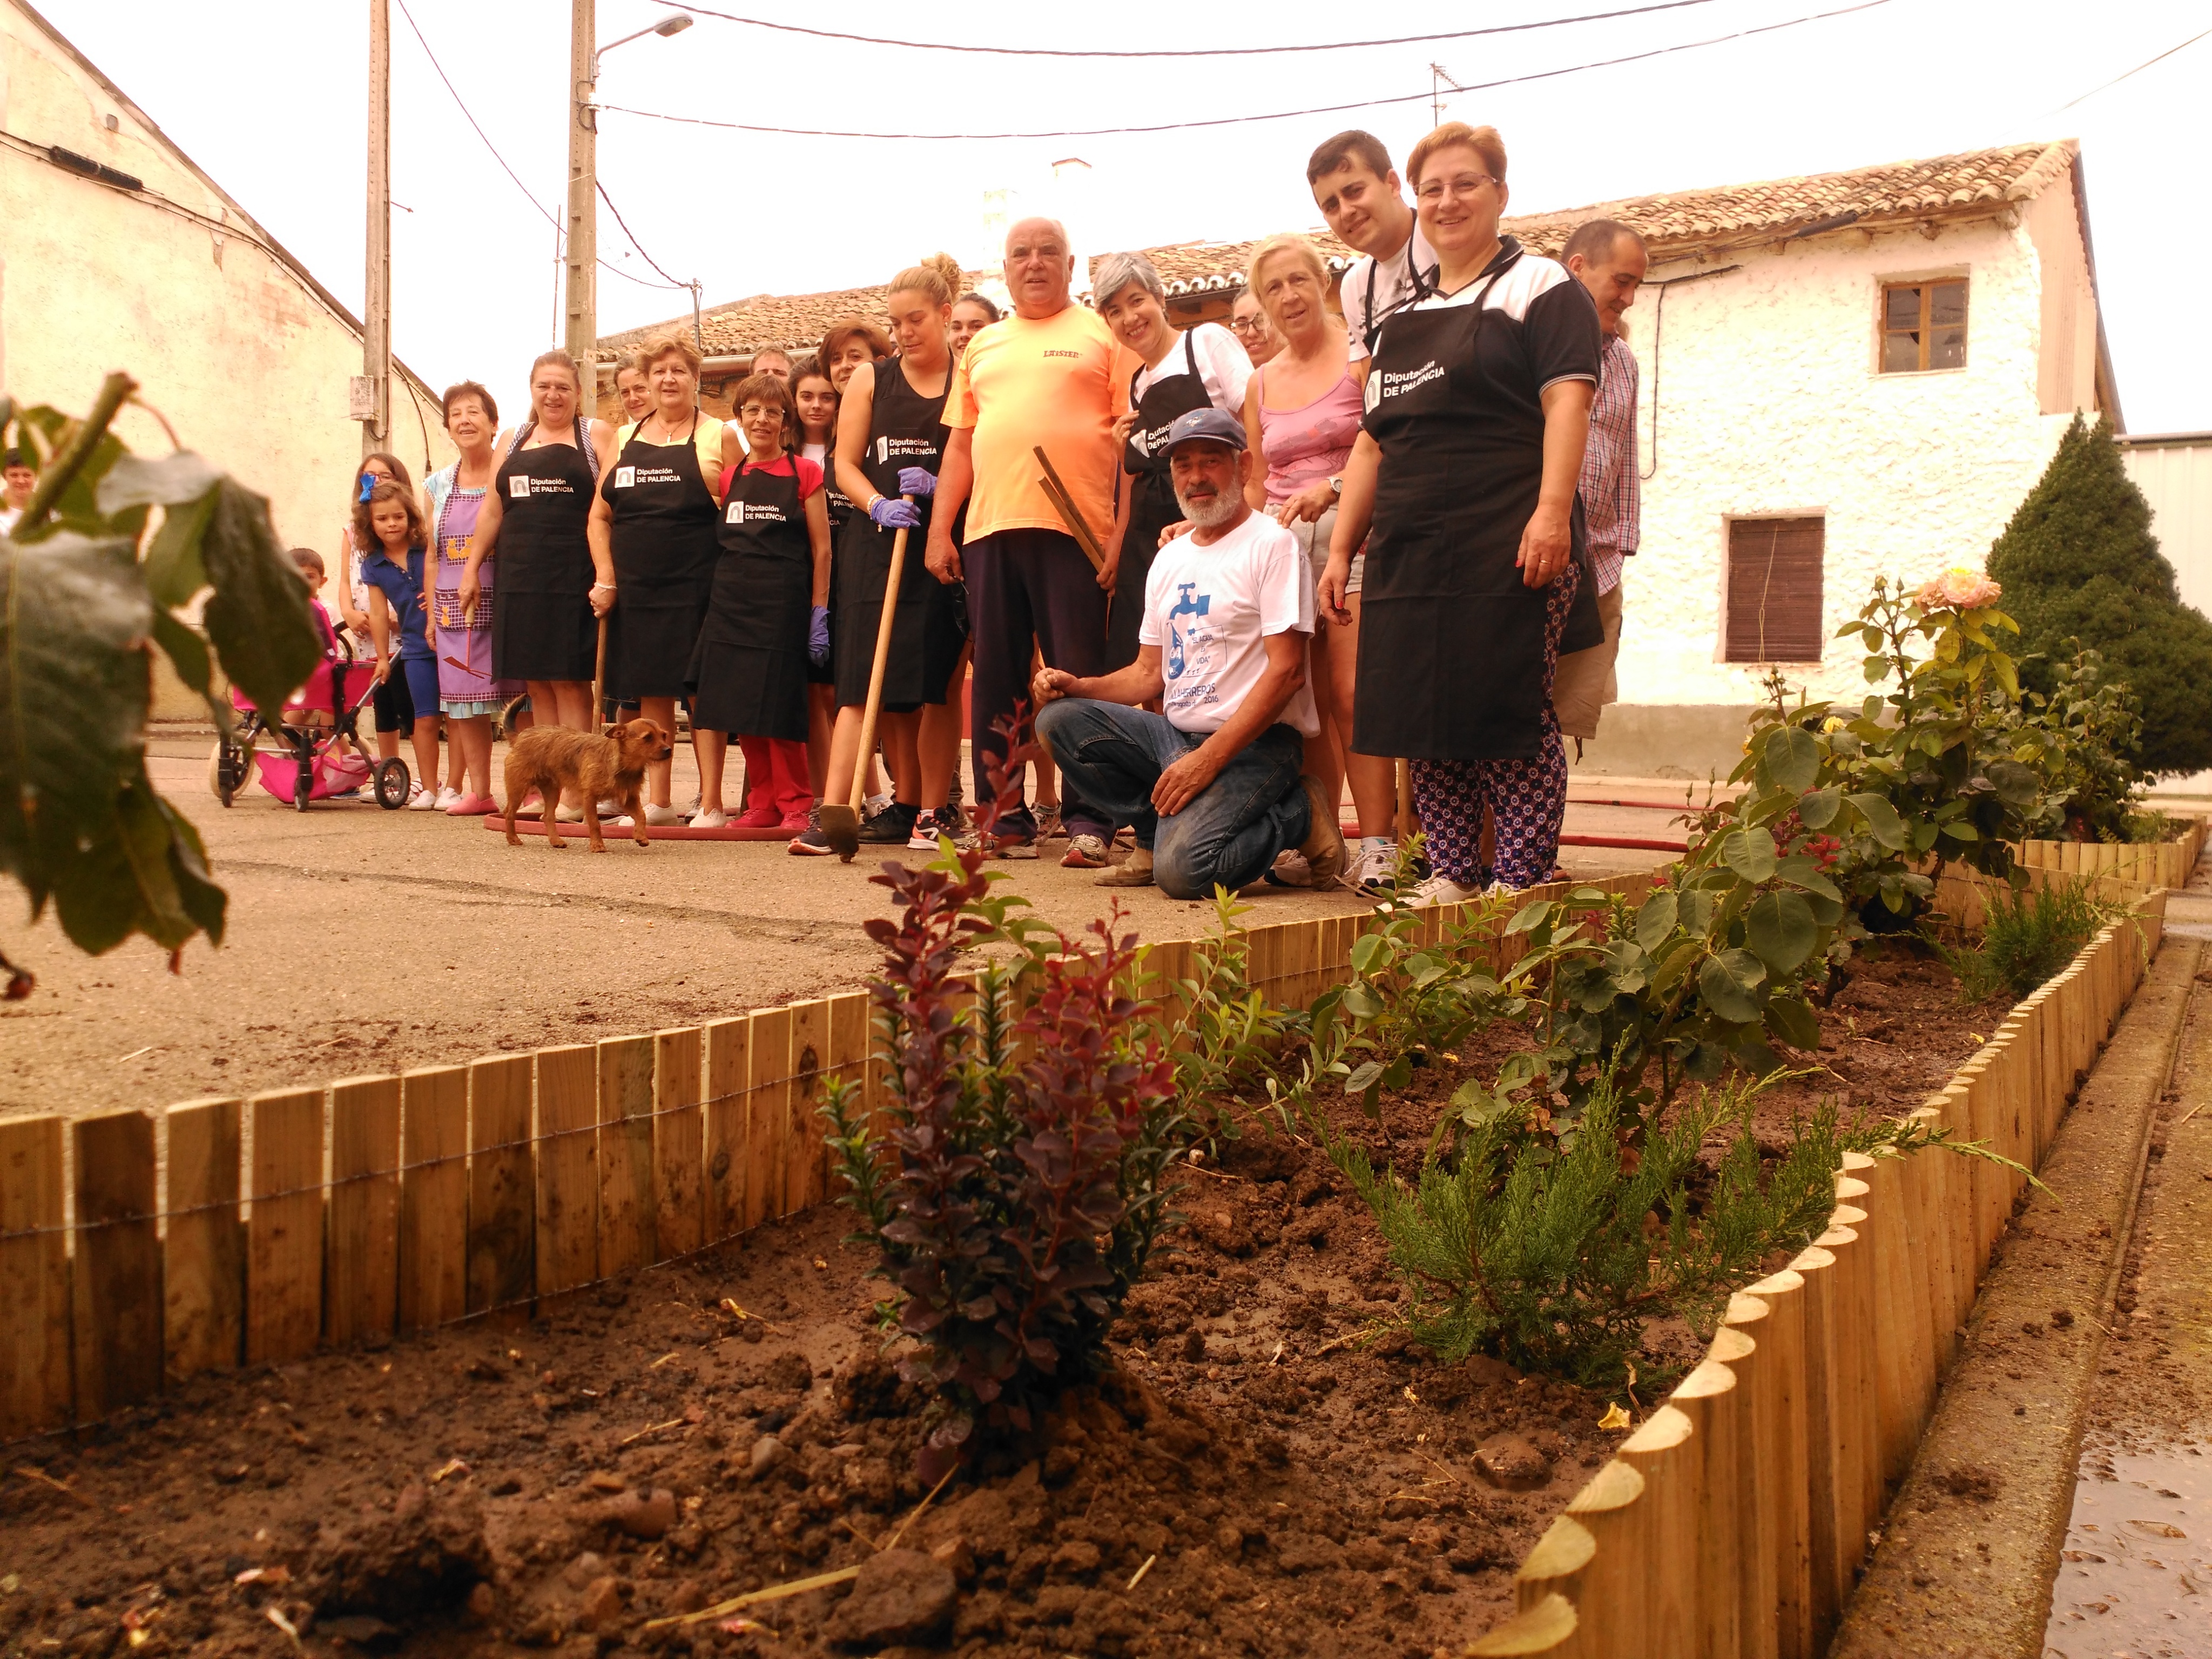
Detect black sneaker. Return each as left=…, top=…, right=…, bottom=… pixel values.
left=858, top=801, right=919, bottom=844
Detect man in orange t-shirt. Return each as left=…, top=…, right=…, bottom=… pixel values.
left=926, top=217, right=1128, bottom=860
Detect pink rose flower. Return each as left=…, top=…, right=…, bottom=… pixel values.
left=1914, top=568, right=2004, bottom=611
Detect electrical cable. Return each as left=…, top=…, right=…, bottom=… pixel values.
left=602, top=0, right=1890, bottom=141
left=2046, top=22, right=2212, bottom=113
left=679, top=0, right=1725, bottom=58
left=596, top=180, right=689, bottom=291
left=390, top=0, right=685, bottom=293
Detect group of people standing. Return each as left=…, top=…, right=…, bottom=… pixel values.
left=326, top=116, right=1649, bottom=904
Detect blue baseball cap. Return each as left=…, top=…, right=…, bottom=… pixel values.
left=1158, top=407, right=1247, bottom=457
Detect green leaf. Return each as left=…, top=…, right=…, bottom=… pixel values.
left=95, top=451, right=224, bottom=515
left=1937, top=819, right=1980, bottom=841
left=1341, top=985, right=1382, bottom=1022
left=1761, top=725, right=1820, bottom=794
left=1635, top=889, right=1678, bottom=955
left=1677, top=887, right=1717, bottom=940
left=196, top=479, right=323, bottom=715
left=1745, top=891, right=1818, bottom=974
left=1718, top=826, right=1779, bottom=885
left=1349, top=933, right=1389, bottom=975
left=1772, top=855, right=1842, bottom=900
left=1984, top=757, right=2041, bottom=808
left=1697, top=949, right=1768, bottom=1024
left=149, top=609, right=218, bottom=718
left=1845, top=791, right=1909, bottom=850
left=0, top=532, right=153, bottom=900
left=1797, top=786, right=1842, bottom=830
left=1864, top=655, right=1890, bottom=684
left=1344, top=1060, right=1385, bottom=1095
left=1505, top=900, right=1550, bottom=936
left=1765, top=995, right=1822, bottom=1051
left=9, top=404, right=130, bottom=536
left=140, top=487, right=215, bottom=610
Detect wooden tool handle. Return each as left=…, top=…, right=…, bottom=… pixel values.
left=1033, top=446, right=1107, bottom=572
left=849, top=496, right=916, bottom=813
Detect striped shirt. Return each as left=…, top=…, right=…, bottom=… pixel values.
left=1580, top=332, right=1641, bottom=595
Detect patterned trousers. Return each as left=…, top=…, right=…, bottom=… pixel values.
left=1411, top=563, right=1577, bottom=889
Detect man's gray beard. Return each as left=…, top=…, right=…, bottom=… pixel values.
left=1176, top=488, right=1240, bottom=530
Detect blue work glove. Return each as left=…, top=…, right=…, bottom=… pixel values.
left=868, top=495, right=922, bottom=530
left=895, top=467, right=936, bottom=498
left=808, top=604, right=831, bottom=666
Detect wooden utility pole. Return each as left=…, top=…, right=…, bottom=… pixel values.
left=563, top=0, right=597, bottom=371
left=360, top=0, right=392, bottom=458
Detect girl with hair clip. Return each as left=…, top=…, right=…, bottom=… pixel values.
left=356, top=480, right=442, bottom=807
left=589, top=333, right=729, bottom=824
left=458, top=352, right=619, bottom=771
left=687, top=373, right=832, bottom=830
left=792, top=255, right=967, bottom=855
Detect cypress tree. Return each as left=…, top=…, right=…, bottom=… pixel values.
left=1987, top=414, right=2212, bottom=775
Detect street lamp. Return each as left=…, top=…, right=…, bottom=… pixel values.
left=563, top=9, right=693, bottom=368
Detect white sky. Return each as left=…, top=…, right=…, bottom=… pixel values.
left=37, top=0, right=2212, bottom=434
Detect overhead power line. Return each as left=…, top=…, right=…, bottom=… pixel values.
left=604, top=0, right=1889, bottom=142
left=596, top=180, right=689, bottom=291
left=391, top=0, right=685, bottom=292
left=2047, top=23, right=2212, bottom=114
left=681, top=0, right=1723, bottom=58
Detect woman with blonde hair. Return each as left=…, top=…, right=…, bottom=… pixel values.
left=588, top=332, right=733, bottom=822
left=1324, top=122, right=1605, bottom=902
left=459, top=350, right=619, bottom=746
left=1241, top=232, right=1399, bottom=893
left=792, top=254, right=967, bottom=853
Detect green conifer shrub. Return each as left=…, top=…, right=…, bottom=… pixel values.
left=1986, top=414, right=2212, bottom=775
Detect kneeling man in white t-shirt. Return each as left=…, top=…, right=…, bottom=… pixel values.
left=1033, top=407, right=1346, bottom=896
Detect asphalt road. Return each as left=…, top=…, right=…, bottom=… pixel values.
left=0, top=730, right=1674, bottom=1121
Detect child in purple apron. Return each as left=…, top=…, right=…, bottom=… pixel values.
left=423, top=381, right=515, bottom=815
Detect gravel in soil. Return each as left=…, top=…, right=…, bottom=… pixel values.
left=0, top=945, right=1997, bottom=1659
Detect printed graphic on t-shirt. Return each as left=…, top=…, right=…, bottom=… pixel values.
left=615, top=465, right=678, bottom=490
left=509, top=475, right=530, bottom=497
left=511, top=476, right=573, bottom=497
left=727, top=501, right=788, bottom=524
left=613, top=466, right=635, bottom=488
left=1162, top=581, right=1219, bottom=715
left=1373, top=361, right=1444, bottom=406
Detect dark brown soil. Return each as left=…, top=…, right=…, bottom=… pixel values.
left=0, top=945, right=2002, bottom=1659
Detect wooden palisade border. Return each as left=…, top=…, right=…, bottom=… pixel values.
left=2013, top=817, right=2206, bottom=893
left=1469, top=869, right=2173, bottom=1657
left=0, top=849, right=2183, bottom=1657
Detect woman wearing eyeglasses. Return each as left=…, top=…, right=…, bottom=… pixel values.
left=1322, top=122, right=1604, bottom=906
left=1229, top=289, right=1283, bottom=368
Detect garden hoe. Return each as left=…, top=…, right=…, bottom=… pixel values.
left=818, top=496, right=913, bottom=861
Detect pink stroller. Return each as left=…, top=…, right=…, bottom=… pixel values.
left=208, top=643, right=410, bottom=812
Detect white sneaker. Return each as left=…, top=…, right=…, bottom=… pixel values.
left=864, top=791, right=892, bottom=819
left=1351, top=837, right=1399, bottom=897
left=407, top=784, right=438, bottom=811
left=433, top=785, right=463, bottom=811
left=642, top=802, right=683, bottom=826
left=1406, top=872, right=1483, bottom=909
left=682, top=793, right=702, bottom=820
left=691, top=806, right=729, bottom=830
left=554, top=800, right=585, bottom=822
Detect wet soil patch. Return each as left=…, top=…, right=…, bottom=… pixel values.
left=0, top=947, right=1998, bottom=1658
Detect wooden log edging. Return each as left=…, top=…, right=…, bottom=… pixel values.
left=1473, top=881, right=2169, bottom=1657
left=2012, top=815, right=2206, bottom=893
left=0, top=867, right=1659, bottom=1444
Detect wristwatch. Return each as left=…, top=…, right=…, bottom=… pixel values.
left=1327, top=475, right=1344, bottom=498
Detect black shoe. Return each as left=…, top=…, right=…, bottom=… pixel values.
left=857, top=801, right=920, bottom=844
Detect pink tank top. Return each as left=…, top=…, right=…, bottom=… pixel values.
left=1256, top=363, right=1364, bottom=506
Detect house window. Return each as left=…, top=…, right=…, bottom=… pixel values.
left=1724, top=516, right=1825, bottom=663
left=1880, top=279, right=1967, bottom=372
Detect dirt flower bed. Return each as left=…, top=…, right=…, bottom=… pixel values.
left=0, top=944, right=2002, bottom=1659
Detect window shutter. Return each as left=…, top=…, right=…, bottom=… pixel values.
left=1724, top=516, right=1825, bottom=662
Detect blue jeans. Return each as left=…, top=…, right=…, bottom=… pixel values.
left=1034, top=699, right=1309, bottom=900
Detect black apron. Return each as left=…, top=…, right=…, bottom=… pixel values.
left=1353, top=246, right=1602, bottom=761
left=687, top=456, right=813, bottom=742
left=602, top=415, right=719, bottom=700
left=832, top=356, right=963, bottom=711
left=1108, top=328, right=1217, bottom=669
left=803, top=442, right=854, bottom=687
left=491, top=418, right=599, bottom=683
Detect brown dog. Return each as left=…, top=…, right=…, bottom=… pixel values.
left=502, top=718, right=676, bottom=852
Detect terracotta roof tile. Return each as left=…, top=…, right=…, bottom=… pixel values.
left=600, top=141, right=2075, bottom=354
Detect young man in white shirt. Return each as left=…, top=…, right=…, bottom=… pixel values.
left=1307, top=130, right=1439, bottom=380
left=0, top=449, right=36, bottom=536
left=1031, top=409, right=1346, bottom=897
